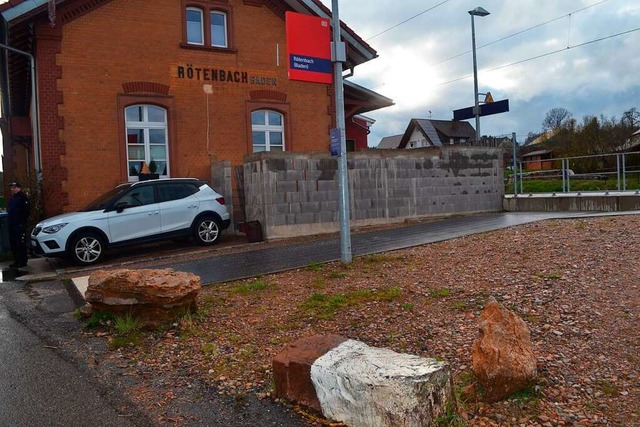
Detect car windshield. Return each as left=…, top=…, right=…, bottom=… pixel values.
left=81, top=184, right=132, bottom=211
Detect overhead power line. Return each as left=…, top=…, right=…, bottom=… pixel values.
left=365, top=0, right=452, bottom=41
left=434, top=26, right=640, bottom=88
left=432, top=0, right=611, bottom=67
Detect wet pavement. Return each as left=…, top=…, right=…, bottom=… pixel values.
left=17, top=211, right=640, bottom=286
left=0, top=268, right=152, bottom=426
left=154, top=211, right=631, bottom=285
left=0, top=302, right=144, bottom=426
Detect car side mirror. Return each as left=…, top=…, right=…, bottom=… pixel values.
left=115, top=202, right=128, bottom=213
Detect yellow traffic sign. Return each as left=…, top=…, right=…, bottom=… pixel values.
left=484, top=92, right=494, bottom=103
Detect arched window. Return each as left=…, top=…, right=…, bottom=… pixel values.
left=251, top=110, right=284, bottom=152
left=125, top=105, right=169, bottom=180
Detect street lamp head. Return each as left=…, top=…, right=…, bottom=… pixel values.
left=468, top=6, right=490, bottom=17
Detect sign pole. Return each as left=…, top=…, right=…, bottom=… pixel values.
left=331, top=0, right=352, bottom=264
left=512, top=132, right=518, bottom=196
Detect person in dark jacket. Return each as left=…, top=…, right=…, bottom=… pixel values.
left=7, top=181, right=30, bottom=268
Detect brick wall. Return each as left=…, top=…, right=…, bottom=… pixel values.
left=41, top=0, right=333, bottom=212
left=243, top=147, right=504, bottom=239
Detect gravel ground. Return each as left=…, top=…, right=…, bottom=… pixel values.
left=82, top=215, right=639, bottom=426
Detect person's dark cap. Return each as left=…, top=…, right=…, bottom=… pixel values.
left=8, top=181, right=21, bottom=188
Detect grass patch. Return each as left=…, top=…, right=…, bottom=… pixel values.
left=230, top=278, right=273, bottom=294
left=84, top=311, right=115, bottom=328
left=361, top=254, right=387, bottom=264
left=301, top=293, right=347, bottom=319
left=106, top=312, right=142, bottom=349
left=509, top=385, right=540, bottom=404
left=401, top=303, right=414, bottom=311
left=506, top=177, right=640, bottom=194
left=433, top=410, right=466, bottom=427
left=328, top=271, right=347, bottom=279
left=312, top=278, right=326, bottom=289
left=114, top=312, right=140, bottom=335
left=450, top=300, right=468, bottom=311
left=429, top=287, right=453, bottom=298
left=201, top=342, right=219, bottom=359
left=301, top=286, right=402, bottom=319
left=178, top=309, right=209, bottom=338
left=109, top=333, right=141, bottom=349
left=598, top=380, right=621, bottom=396
left=306, top=261, right=324, bottom=272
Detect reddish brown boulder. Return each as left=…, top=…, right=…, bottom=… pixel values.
left=273, top=334, right=348, bottom=412
left=472, top=297, right=537, bottom=402
left=84, top=268, right=201, bottom=328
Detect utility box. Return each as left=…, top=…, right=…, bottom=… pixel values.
left=245, top=221, right=263, bottom=243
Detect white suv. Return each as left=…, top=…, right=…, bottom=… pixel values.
left=30, top=178, right=231, bottom=265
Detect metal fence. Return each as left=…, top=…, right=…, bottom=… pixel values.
left=507, top=152, right=640, bottom=195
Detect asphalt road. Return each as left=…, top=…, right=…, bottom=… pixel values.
left=0, top=279, right=151, bottom=426
left=156, top=211, right=600, bottom=284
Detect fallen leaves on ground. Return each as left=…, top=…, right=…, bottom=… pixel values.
left=85, top=216, right=639, bottom=426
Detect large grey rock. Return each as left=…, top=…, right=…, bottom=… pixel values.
left=310, top=339, right=453, bottom=427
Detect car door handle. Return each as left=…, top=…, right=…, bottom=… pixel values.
left=187, top=205, right=198, bottom=209
left=148, top=211, right=159, bottom=216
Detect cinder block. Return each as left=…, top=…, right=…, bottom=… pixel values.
left=318, top=180, right=337, bottom=191
left=276, top=181, right=298, bottom=193
left=295, top=213, right=317, bottom=224
left=301, top=201, right=321, bottom=213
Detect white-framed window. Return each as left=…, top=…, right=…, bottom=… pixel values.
left=186, top=7, right=204, bottom=45
left=252, top=110, right=284, bottom=153
left=125, top=105, right=169, bottom=180
left=184, top=3, right=231, bottom=49
left=210, top=11, right=227, bottom=48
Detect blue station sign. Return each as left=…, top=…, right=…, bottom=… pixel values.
left=453, top=99, right=510, bottom=121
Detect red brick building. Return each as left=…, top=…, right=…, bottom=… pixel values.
left=0, top=0, right=391, bottom=215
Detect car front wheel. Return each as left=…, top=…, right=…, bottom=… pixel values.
left=69, top=232, right=105, bottom=265
left=193, top=216, right=221, bottom=245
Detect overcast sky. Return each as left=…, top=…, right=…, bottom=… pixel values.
left=320, top=0, right=640, bottom=146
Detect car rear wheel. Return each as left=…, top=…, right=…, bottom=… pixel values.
left=193, top=216, right=221, bottom=245
left=70, top=232, right=105, bottom=265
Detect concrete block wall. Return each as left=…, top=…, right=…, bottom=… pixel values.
left=244, top=147, right=504, bottom=239
left=210, top=160, right=233, bottom=233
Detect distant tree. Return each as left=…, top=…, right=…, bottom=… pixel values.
left=531, top=106, right=638, bottom=164
left=621, top=107, right=640, bottom=129
left=525, top=131, right=542, bottom=145
left=542, top=107, right=572, bottom=132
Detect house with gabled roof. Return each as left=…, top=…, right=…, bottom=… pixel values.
left=377, top=119, right=475, bottom=149
left=376, top=134, right=403, bottom=149
left=399, top=119, right=475, bottom=148
left=0, top=0, right=392, bottom=215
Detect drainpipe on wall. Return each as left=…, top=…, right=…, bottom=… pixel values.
left=0, top=42, right=42, bottom=183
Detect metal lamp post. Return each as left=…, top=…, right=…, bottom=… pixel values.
left=469, top=6, right=489, bottom=144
